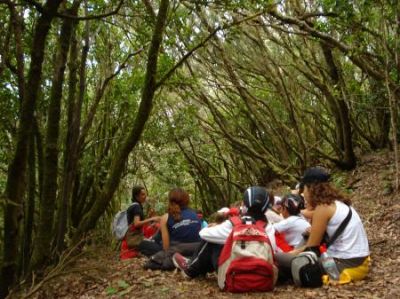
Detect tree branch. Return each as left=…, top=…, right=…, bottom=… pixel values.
left=155, top=10, right=268, bottom=89
left=24, top=0, right=125, bottom=21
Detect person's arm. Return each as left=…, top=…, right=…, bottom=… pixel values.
left=133, top=215, right=160, bottom=228
left=199, top=219, right=233, bottom=244
left=291, top=205, right=332, bottom=255
left=300, top=208, right=314, bottom=221
left=272, top=218, right=289, bottom=233
left=160, top=213, right=170, bottom=250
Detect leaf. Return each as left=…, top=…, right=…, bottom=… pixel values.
left=117, top=280, right=130, bottom=289
left=105, top=286, right=118, bottom=296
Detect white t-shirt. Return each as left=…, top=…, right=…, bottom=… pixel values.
left=265, top=209, right=284, bottom=224
left=327, top=201, right=369, bottom=259
left=273, top=215, right=310, bottom=248
left=199, top=218, right=277, bottom=253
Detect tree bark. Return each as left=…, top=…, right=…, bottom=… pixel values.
left=321, top=43, right=356, bottom=169
left=0, top=1, right=64, bottom=297
left=55, top=7, right=81, bottom=255
left=30, top=3, right=79, bottom=271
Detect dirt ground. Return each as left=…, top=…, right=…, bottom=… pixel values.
left=13, top=150, right=400, bottom=299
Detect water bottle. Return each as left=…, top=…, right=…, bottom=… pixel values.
left=319, top=245, right=340, bottom=281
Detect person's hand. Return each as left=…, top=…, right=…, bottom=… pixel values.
left=289, top=248, right=302, bottom=255
left=151, top=216, right=161, bottom=222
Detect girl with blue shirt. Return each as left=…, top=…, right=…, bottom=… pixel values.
left=139, top=188, right=201, bottom=256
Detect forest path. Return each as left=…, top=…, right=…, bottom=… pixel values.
left=18, top=151, right=400, bottom=299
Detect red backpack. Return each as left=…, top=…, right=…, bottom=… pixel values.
left=217, top=216, right=278, bottom=293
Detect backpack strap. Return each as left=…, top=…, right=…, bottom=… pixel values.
left=230, top=216, right=242, bottom=227
left=326, top=206, right=352, bottom=247
left=255, top=220, right=267, bottom=230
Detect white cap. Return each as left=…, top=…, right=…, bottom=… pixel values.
left=217, top=207, right=230, bottom=214
left=273, top=196, right=282, bottom=205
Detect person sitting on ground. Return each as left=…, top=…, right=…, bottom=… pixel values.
left=265, top=195, right=284, bottom=224
left=275, top=167, right=370, bottom=284
left=292, top=182, right=314, bottom=221
left=172, top=186, right=277, bottom=279
left=273, top=194, right=310, bottom=249
left=139, top=187, right=201, bottom=257
left=120, top=186, right=160, bottom=260
left=196, top=209, right=208, bottom=229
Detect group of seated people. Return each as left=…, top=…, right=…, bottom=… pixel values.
left=120, top=167, right=370, bottom=289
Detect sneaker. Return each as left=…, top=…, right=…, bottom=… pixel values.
left=172, top=253, right=191, bottom=278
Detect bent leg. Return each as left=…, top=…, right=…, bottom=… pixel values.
left=186, top=240, right=223, bottom=278
left=138, top=240, right=163, bottom=257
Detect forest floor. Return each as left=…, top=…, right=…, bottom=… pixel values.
left=14, top=150, right=400, bottom=299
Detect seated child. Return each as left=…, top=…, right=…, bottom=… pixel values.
left=197, top=209, right=208, bottom=229
left=272, top=194, right=310, bottom=249
left=265, top=196, right=284, bottom=224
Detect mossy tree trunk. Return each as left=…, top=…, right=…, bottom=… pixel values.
left=0, top=1, right=64, bottom=297
left=30, top=2, right=80, bottom=272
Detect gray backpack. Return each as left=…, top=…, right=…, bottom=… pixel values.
left=112, top=202, right=138, bottom=240
left=291, top=251, right=323, bottom=287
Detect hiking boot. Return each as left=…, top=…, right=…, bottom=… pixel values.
left=172, top=253, right=191, bottom=278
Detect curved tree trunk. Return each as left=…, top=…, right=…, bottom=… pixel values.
left=72, top=0, right=170, bottom=242
left=321, top=43, right=356, bottom=170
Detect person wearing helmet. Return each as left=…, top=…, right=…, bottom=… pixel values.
left=273, top=194, right=310, bottom=248
left=172, top=186, right=276, bottom=278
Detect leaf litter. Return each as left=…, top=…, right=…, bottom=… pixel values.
left=18, top=151, right=400, bottom=299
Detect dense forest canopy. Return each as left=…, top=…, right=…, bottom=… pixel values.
left=0, top=0, right=399, bottom=297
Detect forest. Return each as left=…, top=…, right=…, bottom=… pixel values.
left=0, top=0, right=399, bottom=298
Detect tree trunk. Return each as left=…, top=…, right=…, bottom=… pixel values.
left=20, top=133, right=36, bottom=277
left=30, top=3, right=78, bottom=271
left=321, top=43, right=356, bottom=169
left=72, top=0, right=170, bottom=243
left=55, top=10, right=81, bottom=255
left=0, top=1, right=64, bottom=297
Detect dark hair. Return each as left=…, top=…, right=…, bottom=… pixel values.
left=167, top=188, right=189, bottom=222
left=306, top=182, right=351, bottom=208
left=131, top=185, right=145, bottom=203
left=282, top=194, right=305, bottom=215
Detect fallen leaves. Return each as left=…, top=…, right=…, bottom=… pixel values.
left=16, top=151, right=400, bottom=299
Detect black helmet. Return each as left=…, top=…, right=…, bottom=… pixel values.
left=282, top=194, right=305, bottom=215
left=243, top=186, right=271, bottom=214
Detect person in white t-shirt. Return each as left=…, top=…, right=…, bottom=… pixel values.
left=273, top=194, right=310, bottom=248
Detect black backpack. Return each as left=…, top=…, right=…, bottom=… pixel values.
left=291, top=251, right=323, bottom=287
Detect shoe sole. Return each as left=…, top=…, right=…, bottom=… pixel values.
left=172, top=255, right=184, bottom=270
left=172, top=255, right=191, bottom=279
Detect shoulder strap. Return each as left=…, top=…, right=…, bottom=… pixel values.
left=230, top=216, right=242, bottom=227
left=255, top=220, right=267, bottom=229
left=326, top=206, right=352, bottom=247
